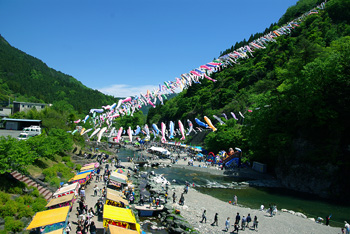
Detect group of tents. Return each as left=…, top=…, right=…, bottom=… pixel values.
left=25, top=162, right=145, bottom=234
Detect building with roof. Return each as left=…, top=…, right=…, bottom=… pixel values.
left=1, top=118, right=41, bottom=130
left=0, top=107, right=12, bottom=117
left=13, top=101, right=51, bottom=114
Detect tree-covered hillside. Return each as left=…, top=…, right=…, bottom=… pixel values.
left=0, top=35, right=117, bottom=113
left=147, top=0, right=350, bottom=199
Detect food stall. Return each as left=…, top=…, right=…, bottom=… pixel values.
left=107, top=188, right=126, bottom=198
left=45, top=228, right=64, bottom=234
left=108, top=172, right=128, bottom=189
left=105, top=190, right=129, bottom=208
left=83, top=162, right=99, bottom=168
left=80, top=164, right=95, bottom=172
left=53, top=182, right=80, bottom=199
left=26, top=206, right=70, bottom=233
left=46, top=193, right=75, bottom=210
left=68, top=172, right=91, bottom=185
left=103, top=205, right=141, bottom=233
left=77, top=169, right=94, bottom=175
left=107, top=225, right=139, bottom=234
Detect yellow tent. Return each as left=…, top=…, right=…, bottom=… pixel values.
left=103, top=205, right=140, bottom=232
left=68, top=173, right=91, bottom=184
left=26, top=206, right=69, bottom=230
left=80, top=164, right=95, bottom=171
left=108, top=225, right=139, bottom=234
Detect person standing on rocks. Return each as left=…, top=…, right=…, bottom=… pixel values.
left=173, top=192, right=176, bottom=203
left=200, top=210, right=207, bottom=223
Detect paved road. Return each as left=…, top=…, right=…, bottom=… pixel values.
left=0, top=129, right=21, bottom=138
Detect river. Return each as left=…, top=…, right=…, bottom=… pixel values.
left=117, top=148, right=349, bottom=228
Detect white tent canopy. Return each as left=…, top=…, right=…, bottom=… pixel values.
left=149, top=146, right=171, bottom=155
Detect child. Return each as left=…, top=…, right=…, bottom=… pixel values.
left=225, top=217, right=230, bottom=232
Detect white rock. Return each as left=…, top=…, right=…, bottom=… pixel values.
left=295, top=212, right=307, bottom=219
left=308, top=218, right=315, bottom=222
left=288, top=210, right=295, bottom=215
left=281, top=209, right=288, bottom=212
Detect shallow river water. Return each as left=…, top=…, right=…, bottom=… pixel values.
left=117, top=148, right=349, bottom=229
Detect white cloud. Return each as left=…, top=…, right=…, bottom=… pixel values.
left=98, top=84, right=160, bottom=98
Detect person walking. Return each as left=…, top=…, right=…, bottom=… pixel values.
left=234, top=220, right=240, bottom=233
left=235, top=212, right=241, bottom=224
left=89, top=221, right=97, bottom=234
left=241, top=216, right=246, bottom=230
left=93, top=185, right=99, bottom=197
left=65, top=221, right=71, bottom=234
left=225, top=217, right=230, bottom=232
left=200, top=210, right=207, bottom=223
left=253, top=216, right=258, bottom=230
left=246, top=213, right=251, bottom=228
left=211, top=213, right=218, bottom=226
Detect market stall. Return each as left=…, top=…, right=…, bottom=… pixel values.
left=103, top=205, right=141, bottom=233
left=46, top=193, right=75, bottom=210
left=26, top=206, right=70, bottom=233
left=80, top=164, right=95, bottom=172
left=105, top=190, right=129, bottom=208
left=53, top=182, right=80, bottom=198
left=108, top=172, right=128, bottom=189
left=45, top=228, right=64, bottom=234
left=68, top=172, right=91, bottom=185
left=108, top=225, right=139, bottom=234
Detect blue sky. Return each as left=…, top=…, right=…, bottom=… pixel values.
left=0, top=0, right=298, bottom=97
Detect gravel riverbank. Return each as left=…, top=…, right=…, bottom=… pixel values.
left=124, top=144, right=341, bottom=234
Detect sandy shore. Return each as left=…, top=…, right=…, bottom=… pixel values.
left=124, top=144, right=341, bottom=234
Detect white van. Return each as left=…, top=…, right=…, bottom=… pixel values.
left=22, top=126, right=41, bottom=136
left=17, top=133, right=32, bottom=140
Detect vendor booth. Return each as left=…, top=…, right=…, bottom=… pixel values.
left=46, top=193, right=75, bottom=210
left=106, top=190, right=129, bottom=208
left=80, top=164, right=95, bottom=172
left=45, top=228, right=64, bottom=234
left=108, top=172, right=128, bottom=188
left=26, top=206, right=70, bottom=233
left=53, top=182, right=80, bottom=198
left=68, top=172, right=91, bottom=185
left=107, top=188, right=126, bottom=198
left=77, top=169, right=94, bottom=175
left=83, top=162, right=99, bottom=168
left=108, top=225, right=139, bottom=234
left=103, top=205, right=141, bottom=233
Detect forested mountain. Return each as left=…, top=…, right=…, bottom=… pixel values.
left=147, top=0, right=350, bottom=199
left=0, top=35, right=117, bottom=113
